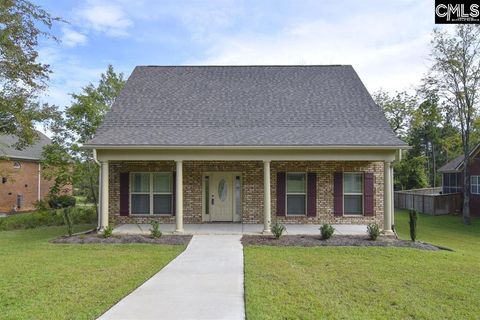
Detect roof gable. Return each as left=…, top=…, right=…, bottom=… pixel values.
left=0, top=132, right=51, bottom=160
left=88, top=65, right=406, bottom=147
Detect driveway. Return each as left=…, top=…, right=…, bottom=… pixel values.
left=98, top=235, right=244, bottom=320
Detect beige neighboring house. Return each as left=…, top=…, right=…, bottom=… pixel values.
left=0, top=132, right=54, bottom=213
left=84, top=65, right=408, bottom=233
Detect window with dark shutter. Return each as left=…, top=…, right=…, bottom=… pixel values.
left=307, top=172, right=317, bottom=217
left=364, top=172, right=374, bottom=216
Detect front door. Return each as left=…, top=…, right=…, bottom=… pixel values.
left=209, top=173, right=234, bottom=222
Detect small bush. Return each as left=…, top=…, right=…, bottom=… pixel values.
left=150, top=220, right=162, bottom=238
left=270, top=222, right=286, bottom=239
left=320, top=224, right=335, bottom=240
left=367, top=223, right=380, bottom=240
left=63, top=208, right=73, bottom=237
left=409, top=209, right=418, bottom=242
left=34, top=200, right=49, bottom=211
left=102, top=226, right=113, bottom=238
left=48, top=195, right=76, bottom=209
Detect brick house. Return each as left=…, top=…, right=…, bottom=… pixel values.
left=84, top=65, right=407, bottom=233
left=0, top=132, right=55, bottom=213
left=439, top=143, right=480, bottom=216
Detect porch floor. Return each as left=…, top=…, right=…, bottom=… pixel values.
left=113, top=223, right=368, bottom=236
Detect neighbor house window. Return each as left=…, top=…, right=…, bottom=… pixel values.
left=130, top=172, right=173, bottom=215
left=13, top=161, right=21, bottom=169
left=344, top=173, right=363, bottom=215
left=471, top=176, right=480, bottom=194
left=286, top=173, right=306, bottom=215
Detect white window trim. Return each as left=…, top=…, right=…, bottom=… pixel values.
left=285, top=172, right=307, bottom=216
left=471, top=175, right=480, bottom=195
left=343, top=172, right=364, bottom=216
left=130, top=172, right=173, bottom=215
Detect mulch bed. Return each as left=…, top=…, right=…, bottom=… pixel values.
left=51, top=234, right=192, bottom=245
left=241, top=235, right=442, bottom=251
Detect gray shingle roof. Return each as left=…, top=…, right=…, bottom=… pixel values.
left=438, top=154, right=464, bottom=173
left=87, top=65, right=406, bottom=147
left=0, top=132, right=51, bottom=160
left=438, top=143, right=480, bottom=172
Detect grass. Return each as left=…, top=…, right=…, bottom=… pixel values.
left=0, top=225, right=185, bottom=320
left=244, top=210, right=480, bottom=319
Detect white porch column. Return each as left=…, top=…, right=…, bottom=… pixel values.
left=263, top=160, right=271, bottom=233
left=100, top=161, right=109, bottom=230
left=384, top=161, right=393, bottom=233
left=175, top=160, right=184, bottom=233
left=391, top=165, right=395, bottom=229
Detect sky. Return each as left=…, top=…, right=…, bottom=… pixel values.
left=35, top=0, right=438, bottom=109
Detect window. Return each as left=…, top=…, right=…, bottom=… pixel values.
left=344, top=173, right=363, bottom=215
left=443, top=173, right=461, bottom=194
left=130, top=172, right=173, bottom=215
left=471, top=176, right=480, bottom=194
left=13, top=161, right=21, bottom=169
left=286, top=173, right=306, bottom=215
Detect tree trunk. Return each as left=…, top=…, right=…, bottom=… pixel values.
left=463, top=147, right=471, bottom=225
left=432, top=142, right=436, bottom=187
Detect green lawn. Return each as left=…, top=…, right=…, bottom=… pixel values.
left=244, top=211, right=480, bottom=319
left=0, top=225, right=185, bottom=320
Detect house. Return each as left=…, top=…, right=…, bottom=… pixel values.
left=0, top=132, right=54, bottom=213
left=84, top=65, right=408, bottom=233
left=439, top=143, right=480, bottom=216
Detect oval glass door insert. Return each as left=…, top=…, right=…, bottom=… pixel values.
left=218, top=178, right=227, bottom=202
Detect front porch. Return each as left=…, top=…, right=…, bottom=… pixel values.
left=95, top=147, right=399, bottom=233
left=113, top=223, right=369, bottom=235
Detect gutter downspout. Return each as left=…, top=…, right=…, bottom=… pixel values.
left=38, top=163, right=41, bottom=202
left=93, top=149, right=102, bottom=230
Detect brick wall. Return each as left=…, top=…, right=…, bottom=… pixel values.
left=109, top=160, right=384, bottom=226
left=0, top=160, right=56, bottom=213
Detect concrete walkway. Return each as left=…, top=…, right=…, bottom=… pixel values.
left=113, top=223, right=367, bottom=236
left=98, top=235, right=244, bottom=320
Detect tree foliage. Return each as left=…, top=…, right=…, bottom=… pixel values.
left=42, top=65, right=125, bottom=212
left=424, top=25, right=480, bottom=225
left=0, top=0, right=61, bottom=148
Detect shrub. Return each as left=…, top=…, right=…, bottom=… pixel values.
left=34, top=200, right=49, bottom=211
left=150, top=220, right=162, bottom=238
left=409, top=209, right=418, bottom=242
left=367, top=223, right=380, bottom=240
left=63, top=208, right=73, bottom=237
left=270, top=222, right=286, bottom=239
left=0, top=207, right=96, bottom=231
left=48, top=195, right=76, bottom=209
left=320, top=224, right=335, bottom=240
left=102, top=226, right=113, bottom=238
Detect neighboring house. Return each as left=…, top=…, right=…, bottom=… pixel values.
left=0, top=132, right=54, bottom=213
left=84, top=65, right=408, bottom=233
left=439, top=143, right=480, bottom=216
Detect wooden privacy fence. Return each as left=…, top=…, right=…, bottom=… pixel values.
left=394, top=188, right=462, bottom=215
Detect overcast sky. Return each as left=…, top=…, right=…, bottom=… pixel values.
left=36, top=0, right=440, bottom=108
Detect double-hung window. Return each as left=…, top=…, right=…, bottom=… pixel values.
left=131, top=172, right=173, bottom=215
left=471, top=176, right=480, bottom=194
left=343, top=173, right=363, bottom=215
left=286, top=173, right=306, bottom=215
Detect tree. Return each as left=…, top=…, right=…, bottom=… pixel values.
left=424, top=25, right=480, bottom=225
left=0, top=0, right=61, bottom=148
left=373, top=90, right=416, bottom=139
left=42, top=65, right=125, bottom=217
left=408, top=95, right=443, bottom=186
